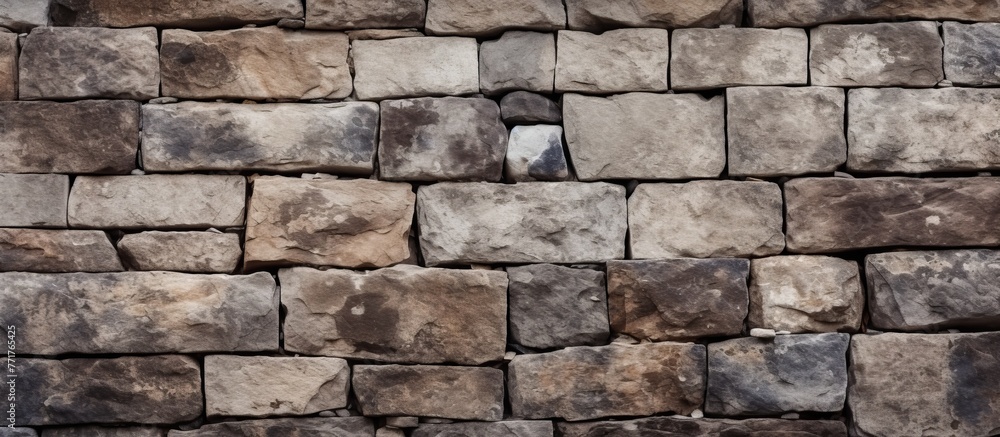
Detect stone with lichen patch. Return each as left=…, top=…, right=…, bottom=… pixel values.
left=353, top=365, right=505, bottom=421
left=749, top=255, right=863, bottom=333
left=810, top=22, right=943, bottom=87
left=205, top=356, right=350, bottom=418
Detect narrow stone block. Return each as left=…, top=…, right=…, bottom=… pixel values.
left=810, top=22, right=943, bottom=87
left=49, top=0, right=302, bottom=28
left=500, top=91, right=561, bottom=124
left=507, top=264, right=609, bottom=349
left=353, top=365, right=505, bottom=421
left=671, top=28, right=808, bottom=90
left=555, top=29, right=670, bottom=93
left=413, top=421, right=554, bottom=437
left=0, top=32, right=16, bottom=100
left=566, top=0, right=743, bottom=30
left=0, top=174, right=68, bottom=228
left=749, top=256, right=864, bottom=333
left=749, top=0, right=1000, bottom=28
left=38, top=427, right=164, bottom=436
left=0, top=229, right=122, bottom=273
left=205, top=356, right=350, bottom=418
left=353, top=37, right=478, bottom=100
left=117, top=231, right=242, bottom=273
left=944, top=22, right=1000, bottom=86
left=167, top=418, right=373, bottom=436
left=425, top=0, right=565, bottom=37
left=559, top=417, right=848, bottom=436
left=304, top=0, right=425, bottom=29
left=480, top=31, right=555, bottom=94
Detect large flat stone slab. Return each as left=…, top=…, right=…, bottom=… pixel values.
left=424, top=0, right=565, bottom=36
left=944, top=22, right=1000, bottom=86
left=168, top=418, right=372, bottom=436
left=117, top=231, right=242, bottom=273
left=785, top=177, right=1000, bottom=253
left=161, top=27, right=351, bottom=100
left=353, top=37, right=478, bottom=100
left=0, top=101, right=139, bottom=174
left=205, top=356, right=350, bottom=418
left=413, top=421, right=553, bottom=437
left=417, top=182, right=627, bottom=265
left=566, top=0, right=742, bottom=30
left=0, top=0, right=48, bottom=31
left=142, top=102, right=378, bottom=174
left=50, top=0, right=302, bottom=28
left=244, top=176, right=414, bottom=269
left=559, top=417, right=848, bottom=436
left=629, top=181, right=785, bottom=258
left=555, top=29, right=669, bottom=93
left=749, top=0, right=1000, bottom=27
left=811, top=22, right=943, bottom=87
left=353, top=365, right=504, bottom=421
left=850, top=332, right=1000, bottom=437
left=480, top=31, right=555, bottom=95
left=0, top=174, right=68, bottom=228
left=304, top=0, right=424, bottom=29
left=508, top=264, right=609, bottom=349
left=749, top=256, right=863, bottom=333
left=281, top=265, right=506, bottom=364
left=563, top=93, right=725, bottom=180
left=671, top=28, right=808, bottom=90
left=0, top=32, right=16, bottom=100
left=0, top=271, right=278, bottom=355
left=0, top=229, right=122, bottom=273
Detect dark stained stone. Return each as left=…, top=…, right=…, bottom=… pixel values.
left=505, top=125, right=570, bottom=182
left=607, top=258, right=749, bottom=341
left=0, top=32, right=15, bottom=100
left=304, top=0, right=425, bottom=29
left=508, top=343, right=706, bottom=420
left=0, top=229, right=123, bottom=273
left=379, top=97, right=508, bottom=182
left=810, top=22, right=943, bottom=87
left=0, top=0, right=48, bottom=31
left=558, top=417, right=849, bottom=436
left=42, top=426, right=166, bottom=436
left=566, top=0, right=743, bottom=30
left=166, top=417, right=374, bottom=436
left=17, top=355, right=202, bottom=426
left=944, top=22, right=1000, bottom=86
left=706, top=333, right=850, bottom=416
left=50, top=0, right=302, bottom=28
left=0, top=271, right=278, bottom=355
left=785, top=177, right=1000, bottom=253
left=353, top=365, right=505, bottom=421
left=480, top=31, right=556, bottom=95
left=749, top=0, right=1000, bottom=27
left=500, top=91, right=562, bottom=124
left=0, top=174, right=68, bottom=228
left=413, top=421, right=553, bottom=437
left=507, top=264, right=609, bottom=349
left=0, top=101, right=139, bottom=174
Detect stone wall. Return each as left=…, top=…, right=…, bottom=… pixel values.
left=2, top=1, right=1000, bottom=436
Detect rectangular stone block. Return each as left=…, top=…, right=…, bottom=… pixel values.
left=305, top=0, right=425, bottom=29
left=167, top=418, right=374, bottom=436
left=508, top=343, right=706, bottom=420
left=49, top=0, right=302, bottom=28
left=749, top=0, right=1000, bottom=27
left=425, top=0, right=565, bottom=37
left=0, top=229, right=122, bottom=273
left=0, top=174, right=68, bottom=228
left=507, top=264, right=608, bottom=349
left=413, top=421, right=553, bottom=437
left=848, top=88, right=1000, bottom=173
left=0, top=0, right=48, bottom=31
left=161, top=27, right=351, bottom=100
left=671, top=28, right=808, bottom=90
left=749, top=256, right=863, bottom=333
left=352, top=37, right=479, bottom=100
left=0, top=271, right=278, bottom=355
left=0, top=101, right=139, bottom=174
left=17, top=355, right=202, bottom=426
left=0, top=428, right=36, bottom=437
left=244, top=176, right=414, bottom=269
left=629, top=181, right=785, bottom=258
left=0, top=32, right=15, bottom=100
left=117, top=231, right=242, bottom=273
left=68, top=175, right=246, bottom=230
left=480, top=31, right=555, bottom=95
left=142, top=102, right=378, bottom=174
left=559, top=417, right=848, bottom=436
left=281, top=265, right=507, bottom=364
left=555, top=29, right=669, bottom=93
left=417, top=182, right=627, bottom=265
left=563, top=93, right=725, bottom=180
left=39, top=426, right=164, bottom=437
left=785, top=177, right=1000, bottom=253
left=205, top=356, right=350, bottom=418
left=353, top=365, right=504, bottom=421
left=810, top=22, right=943, bottom=87
left=566, top=0, right=743, bottom=30
left=945, top=22, right=1000, bottom=86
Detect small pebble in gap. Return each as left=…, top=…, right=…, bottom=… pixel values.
left=386, top=416, right=419, bottom=428
left=691, top=409, right=704, bottom=419
left=421, top=418, right=454, bottom=424
left=833, top=171, right=854, bottom=178
left=750, top=328, right=777, bottom=339
left=318, top=411, right=336, bottom=417
left=376, top=426, right=405, bottom=437
left=149, top=97, right=178, bottom=104
left=130, top=169, right=145, bottom=175
left=937, top=80, right=954, bottom=87
left=504, top=351, right=517, bottom=361
left=335, top=409, right=352, bottom=417
left=277, top=18, right=305, bottom=29
left=776, top=330, right=792, bottom=335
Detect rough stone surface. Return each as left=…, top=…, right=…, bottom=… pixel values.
left=353, top=38, right=479, bottom=100
left=205, top=356, right=350, bottom=418
left=563, top=93, right=725, bottom=180
left=558, top=417, right=848, bottom=436
left=480, top=31, right=555, bottom=94
left=0, top=100, right=139, bottom=174
left=50, top=0, right=302, bottom=28
left=706, top=333, right=850, bottom=416
left=607, top=259, right=749, bottom=341
left=142, top=102, right=378, bottom=174
left=849, top=332, right=1000, bottom=437
left=866, top=250, right=1000, bottom=331
left=555, top=29, right=669, bottom=93
left=566, top=0, right=743, bottom=30
left=0, top=32, right=16, bottom=100
left=727, top=86, right=846, bottom=177
left=630, top=181, right=785, bottom=258
left=18, top=356, right=202, bottom=426
left=417, top=182, right=627, bottom=265
left=305, top=0, right=424, bottom=29
left=0, top=271, right=278, bottom=355
left=0, top=430, right=37, bottom=437
left=68, top=175, right=246, bottom=230
left=0, top=0, right=48, bottom=31
left=379, top=97, right=507, bottom=181
left=282, top=265, right=507, bottom=364
left=117, top=231, right=242, bottom=273
left=0, top=174, right=68, bottom=228
left=42, top=427, right=165, bottom=436
left=346, top=29, right=424, bottom=40
left=785, top=177, right=1000, bottom=253
left=244, top=176, right=414, bottom=269
left=749, top=256, right=864, bottom=333
left=0, top=229, right=122, bottom=273
left=509, top=343, right=706, bottom=420
left=505, top=125, right=570, bottom=182
left=507, top=264, right=609, bottom=349
left=412, top=421, right=554, bottom=437
left=500, top=91, right=561, bottom=124
left=167, top=417, right=374, bottom=436
left=425, top=0, right=565, bottom=37
left=161, top=27, right=351, bottom=100
left=847, top=88, right=1000, bottom=173
left=749, top=0, right=1000, bottom=27
left=944, top=22, right=1000, bottom=86
left=353, top=365, right=504, bottom=421
left=810, top=22, right=944, bottom=87
left=671, top=28, right=808, bottom=90
left=19, top=27, right=158, bottom=100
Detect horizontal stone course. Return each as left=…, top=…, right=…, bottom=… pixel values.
left=352, top=37, right=479, bottom=100
left=565, top=0, right=743, bottom=30
left=353, top=365, right=505, bottom=421
left=0, top=174, right=69, bottom=228
left=0, top=229, right=122, bottom=273
left=555, top=29, right=670, bottom=93
left=671, top=28, right=808, bottom=90
left=50, top=0, right=302, bottom=28
left=558, top=417, right=849, bottom=436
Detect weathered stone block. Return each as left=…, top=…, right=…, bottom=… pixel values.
left=0, top=32, right=16, bottom=100
left=944, top=22, right=1000, bottom=86
left=785, top=177, right=1000, bottom=253
left=0, top=271, right=277, bottom=355
left=0, top=429, right=37, bottom=437
left=161, top=27, right=351, bottom=100
left=630, top=181, right=785, bottom=258
left=417, top=182, right=627, bottom=265
left=508, top=264, right=608, bottom=349
left=500, top=91, right=561, bottom=124
left=480, top=31, right=555, bottom=94
left=40, top=427, right=164, bottom=437
left=353, top=365, right=504, bottom=421
left=0, top=0, right=48, bottom=31
left=0, top=101, right=138, bottom=174
left=749, top=256, right=863, bottom=333
left=810, top=22, right=943, bottom=87
left=555, top=29, right=669, bottom=93
left=18, top=356, right=202, bottom=426
left=425, top=0, right=565, bottom=36
left=727, top=86, right=846, bottom=177
left=379, top=97, right=507, bottom=181
left=566, top=0, right=742, bottom=30
left=563, top=93, right=725, bottom=180
left=0, top=229, right=122, bottom=273
left=749, top=0, right=1000, bottom=28
left=50, top=0, right=302, bottom=28
left=117, top=231, right=242, bottom=273
left=558, top=417, right=848, bottom=436
left=167, top=417, right=373, bottom=436
left=142, top=102, right=378, bottom=174
left=867, top=250, right=1000, bottom=331
left=68, top=175, right=246, bottom=230
left=244, top=176, right=414, bottom=269
left=0, top=174, right=68, bottom=228
left=850, top=332, right=1000, bottom=437
left=305, top=0, right=424, bottom=29
left=509, top=343, right=706, bottom=420
left=353, top=37, right=478, bottom=100
left=848, top=88, right=1000, bottom=173
left=205, top=356, right=349, bottom=418
left=671, top=28, right=808, bottom=90
left=608, top=258, right=748, bottom=341
left=505, top=125, right=570, bottom=182
left=281, top=265, right=506, bottom=364
left=413, top=421, right=554, bottom=437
